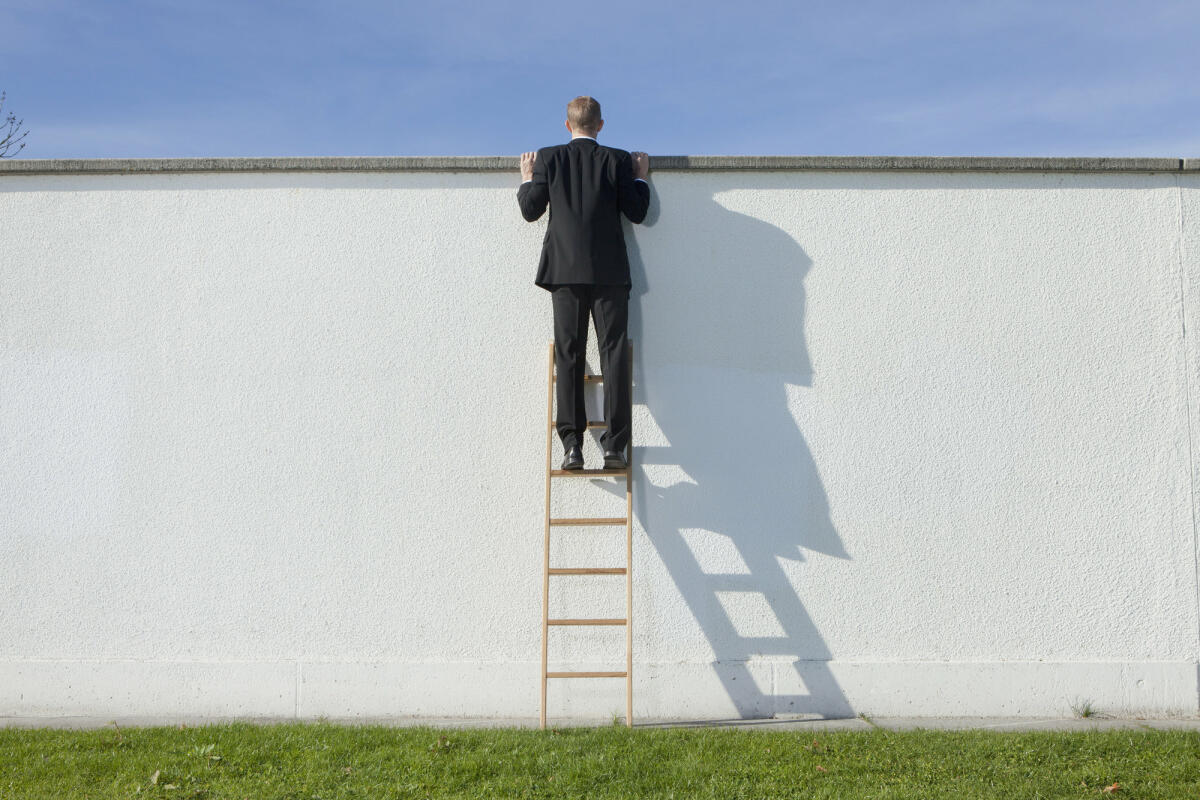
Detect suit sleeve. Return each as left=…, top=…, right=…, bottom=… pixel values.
left=517, top=149, right=550, bottom=222
left=617, top=151, right=650, bottom=224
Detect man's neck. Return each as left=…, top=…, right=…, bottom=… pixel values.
left=570, top=133, right=597, bottom=141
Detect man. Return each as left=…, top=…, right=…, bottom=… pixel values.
left=518, top=96, right=650, bottom=471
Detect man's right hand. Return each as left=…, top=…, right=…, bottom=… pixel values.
left=631, top=151, right=649, bottom=180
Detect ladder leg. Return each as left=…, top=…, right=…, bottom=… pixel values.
left=626, top=340, right=634, bottom=728
left=542, top=340, right=554, bottom=730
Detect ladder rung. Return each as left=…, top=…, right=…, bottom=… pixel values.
left=550, top=468, right=629, bottom=477
left=552, top=374, right=604, bottom=382
left=549, top=517, right=627, bottom=526
left=548, top=618, right=627, bottom=626
left=546, top=671, right=628, bottom=678
left=548, top=567, right=627, bottom=575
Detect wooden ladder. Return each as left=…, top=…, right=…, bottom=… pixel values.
left=541, top=339, right=634, bottom=729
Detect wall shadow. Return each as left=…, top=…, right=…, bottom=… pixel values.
left=622, top=186, right=854, bottom=719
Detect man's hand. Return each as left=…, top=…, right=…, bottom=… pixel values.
left=631, top=151, right=649, bottom=180
left=520, top=151, right=537, bottom=182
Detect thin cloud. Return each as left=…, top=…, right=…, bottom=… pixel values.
left=28, top=122, right=168, bottom=154
left=871, top=76, right=1197, bottom=130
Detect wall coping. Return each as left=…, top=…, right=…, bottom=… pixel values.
left=1, top=155, right=1199, bottom=175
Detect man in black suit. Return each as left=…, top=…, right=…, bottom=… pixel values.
left=518, top=96, right=650, bottom=471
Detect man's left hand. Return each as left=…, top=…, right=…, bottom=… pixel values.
left=520, top=151, right=537, bottom=182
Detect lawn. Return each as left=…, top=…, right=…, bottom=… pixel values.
left=1, top=720, right=1197, bottom=799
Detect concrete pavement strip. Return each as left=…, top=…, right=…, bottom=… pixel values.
left=2, top=715, right=1199, bottom=731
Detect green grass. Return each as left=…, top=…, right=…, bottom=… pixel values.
left=1, top=720, right=1198, bottom=799
left=1070, top=698, right=1106, bottom=719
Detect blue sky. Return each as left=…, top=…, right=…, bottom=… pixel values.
left=3, top=0, right=1198, bottom=159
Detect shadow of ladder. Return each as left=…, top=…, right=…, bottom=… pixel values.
left=540, top=340, right=635, bottom=729
left=643, top=500, right=853, bottom=719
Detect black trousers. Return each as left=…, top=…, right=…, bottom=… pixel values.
left=551, top=284, right=631, bottom=453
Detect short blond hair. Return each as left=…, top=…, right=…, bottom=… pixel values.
left=567, top=96, right=602, bottom=134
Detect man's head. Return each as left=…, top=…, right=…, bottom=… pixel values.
left=566, top=96, right=603, bottom=138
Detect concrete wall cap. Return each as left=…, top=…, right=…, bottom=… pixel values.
left=0, top=154, right=1192, bottom=175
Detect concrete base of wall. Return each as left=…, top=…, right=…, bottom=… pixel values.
left=3, top=660, right=1196, bottom=720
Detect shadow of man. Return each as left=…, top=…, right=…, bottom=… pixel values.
left=624, top=183, right=854, bottom=719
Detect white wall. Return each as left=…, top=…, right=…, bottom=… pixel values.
left=2, top=166, right=1198, bottom=720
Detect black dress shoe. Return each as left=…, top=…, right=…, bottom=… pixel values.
left=561, top=445, right=584, bottom=470
left=603, top=449, right=627, bottom=470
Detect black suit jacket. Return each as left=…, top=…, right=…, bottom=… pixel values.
left=518, top=137, right=651, bottom=290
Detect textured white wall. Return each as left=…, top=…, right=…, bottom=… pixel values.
left=1, top=168, right=1198, bottom=720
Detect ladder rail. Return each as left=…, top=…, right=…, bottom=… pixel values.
left=625, top=339, right=634, bottom=728
left=540, top=341, right=554, bottom=730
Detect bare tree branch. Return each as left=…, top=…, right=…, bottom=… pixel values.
left=0, top=91, right=30, bottom=158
